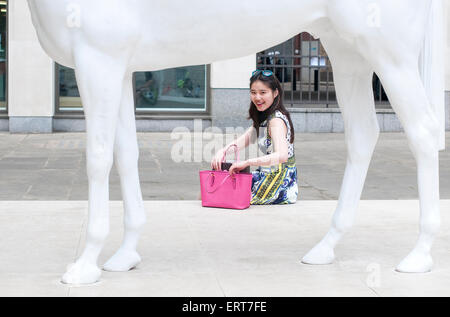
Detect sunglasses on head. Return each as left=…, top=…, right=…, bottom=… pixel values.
left=252, top=70, right=274, bottom=77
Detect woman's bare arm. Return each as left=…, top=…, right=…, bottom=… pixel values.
left=229, top=118, right=289, bottom=174
left=226, top=126, right=257, bottom=151
left=247, top=118, right=288, bottom=167
left=211, top=126, right=256, bottom=170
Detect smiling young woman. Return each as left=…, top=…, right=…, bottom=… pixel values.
left=211, top=70, right=298, bottom=205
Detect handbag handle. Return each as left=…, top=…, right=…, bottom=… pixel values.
left=206, top=173, right=236, bottom=193
left=221, top=144, right=239, bottom=163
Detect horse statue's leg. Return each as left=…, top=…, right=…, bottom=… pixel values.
left=373, top=62, right=440, bottom=273
left=302, top=34, right=379, bottom=265
left=103, top=74, right=147, bottom=272
left=61, top=47, right=128, bottom=284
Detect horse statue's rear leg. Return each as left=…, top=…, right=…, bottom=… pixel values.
left=302, top=36, right=380, bottom=265
left=375, top=62, right=441, bottom=273
left=103, top=74, right=147, bottom=272
left=302, top=30, right=441, bottom=272
left=61, top=47, right=127, bottom=284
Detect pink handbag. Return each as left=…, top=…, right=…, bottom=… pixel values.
left=200, top=144, right=252, bottom=210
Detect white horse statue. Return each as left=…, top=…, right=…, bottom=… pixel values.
left=27, top=0, right=446, bottom=284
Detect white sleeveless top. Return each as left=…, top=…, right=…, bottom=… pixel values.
left=258, top=110, right=295, bottom=158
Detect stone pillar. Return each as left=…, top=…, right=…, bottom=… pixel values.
left=8, top=0, right=54, bottom=133
left=445, top=0, right=450, bottom=129
left=446, top=0, right=450, bottom=92
left=210, top=55, right=255, bottom=129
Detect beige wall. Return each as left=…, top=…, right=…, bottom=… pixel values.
left=445, top=0, right=450, bottom=91
left=8, top=0, right=54, bottom=117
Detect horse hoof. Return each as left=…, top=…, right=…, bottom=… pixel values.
left=103, top=249, right=141, bottom=272
left=61, top=260, right=102, bottom=285
left=396, top=250, right=433, bottom=273
left=302, top=243, right=335, bottom=265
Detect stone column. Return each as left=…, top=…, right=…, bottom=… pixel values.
left=210, top=55, right=255, bottom=129
left=8, top=0, right=54, bottom=133
left=445, top=0, right=450, bottom=129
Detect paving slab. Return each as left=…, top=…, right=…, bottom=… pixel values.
left=0, top=200, right=450, bottom=297
left=1, top=132, right=449, bottom=201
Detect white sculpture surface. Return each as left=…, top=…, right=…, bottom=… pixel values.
left=26, top=0, right=446, bottom=284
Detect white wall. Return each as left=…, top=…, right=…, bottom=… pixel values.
left=8, top=0, right=54, bottom=117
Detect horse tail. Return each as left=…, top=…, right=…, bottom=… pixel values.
left=419, top=0, right=446, bottom=151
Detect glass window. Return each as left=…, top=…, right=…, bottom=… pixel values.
left=134, top=65, right=207, bottom=113
left=56, top=63, right=208, bottom=113
left=57, top=64, right=82, bottom=112
left=0, top=0, right=7, bottom=113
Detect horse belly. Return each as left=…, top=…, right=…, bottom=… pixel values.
left=29, top=0, right=141, bottom=68
left=129, top=1, right=326, bottom=71
left=130, top=31, right=277, bottom=71
left=327, top=0, right=428, bottom=54
left=29, top=0, right=327, bottom=71
left=28, top=0, right=75, bottom=66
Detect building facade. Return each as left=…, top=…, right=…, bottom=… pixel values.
left=1, top=0, right=450, bottom=133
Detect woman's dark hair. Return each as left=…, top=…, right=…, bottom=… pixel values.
left=248, top=72, right=295, bottom=143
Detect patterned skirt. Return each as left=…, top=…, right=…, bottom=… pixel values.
left=251, top=157, right=298, bottom=205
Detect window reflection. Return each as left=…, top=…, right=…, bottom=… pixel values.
left=58, top=64, right=82, bottom=111
left=134, top=66, right=206, bottom=112
left=57, top=64, right=207, bottom=113
left=0, top=0, right=7, bottom=112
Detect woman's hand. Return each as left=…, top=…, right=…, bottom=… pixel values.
left=229, top=160, right=250, bottom=175
left=211, top=148, right=226, bottom=171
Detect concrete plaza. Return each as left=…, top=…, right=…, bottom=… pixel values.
left=0, top=132, right=450, bottom=297
left=1, top=200, right=450, bottom=297
left=0, top=132, right=450, bottom=201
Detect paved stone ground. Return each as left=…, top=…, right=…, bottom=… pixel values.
left=2, top=200, right=450, bottom=297
left=1, top=132, right=450, bottom=297
left=0, top=132, right=449, bottom=201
